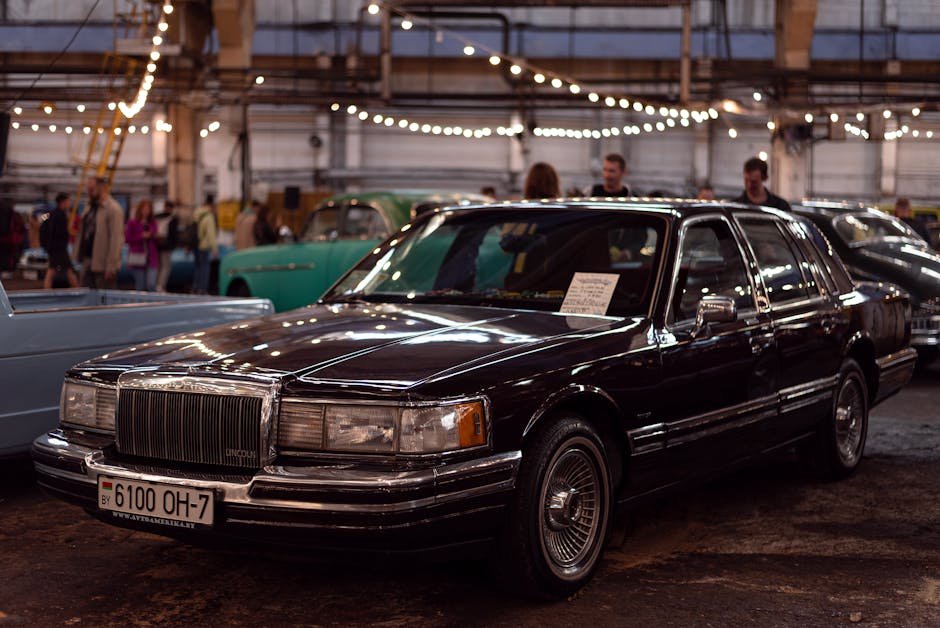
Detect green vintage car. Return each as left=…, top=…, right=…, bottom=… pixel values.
left=219, top=190, right=488, bottom=311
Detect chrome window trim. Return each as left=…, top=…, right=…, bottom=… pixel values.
left=116, top=371, right=281, bottom=465
left=785, top=220, right=837, bottom=296
left=664, top=213, right=760, bottom=326
left=226, top=262, right=317, bottom=276
left=627, top=374, right=840, bottom=454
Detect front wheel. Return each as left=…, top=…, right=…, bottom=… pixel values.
left=492, top=413, right=612, bottom=598
left=803, top=359, right=869, bottom=480
left=227, top=279, right=252, bottom=297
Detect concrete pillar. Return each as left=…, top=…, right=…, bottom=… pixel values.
left=881, top=118, right=899, bottom=198
left=167, top=103, right=199, bottom=208
left=329, top=110, right=347, bottom=192
left=508, top=111, right=525, bottom=194
left=692, top=122, right=711, bottom=185
left=771, top=133, right=808, bottom=203
left=345, top=115, right=362, bottom=192
left=212, top=0, right=255, bottom=69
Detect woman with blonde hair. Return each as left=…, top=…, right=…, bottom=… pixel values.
left=524, top=162, right=561, bottom=199
left=124, top=198, right=158, bottom=291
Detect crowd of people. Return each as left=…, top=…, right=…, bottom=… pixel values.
left=5, top=157, right=934, bottom=291
left=31, top=179, right=221, bottom=293
left=22, top=181, right=289, bottom=293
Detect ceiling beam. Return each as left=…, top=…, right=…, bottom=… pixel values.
left=774, top=0, right=818, bottom=105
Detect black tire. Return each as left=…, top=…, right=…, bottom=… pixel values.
left=492, top=413, right=612, bottom=598
left=227, top=280, right=252, bottom=297
left=804, top=358, right=869, bottom=480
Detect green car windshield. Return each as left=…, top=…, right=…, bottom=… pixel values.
left=324, top=208, right=666, bottom=316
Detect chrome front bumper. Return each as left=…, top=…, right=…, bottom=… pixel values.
left=32, top=429, right=520, bottom=548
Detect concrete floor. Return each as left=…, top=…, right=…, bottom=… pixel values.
left=1, top=361, right=938, bottom=627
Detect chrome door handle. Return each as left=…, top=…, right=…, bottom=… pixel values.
left=749, top=332, right=774, bottom=355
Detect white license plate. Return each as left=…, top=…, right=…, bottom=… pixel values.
left=98, top=477, right=214, bottom=528
left=22, top=269, right=38, bottom=280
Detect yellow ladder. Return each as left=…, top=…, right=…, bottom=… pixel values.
left=70, top=1, right=153, bottom=228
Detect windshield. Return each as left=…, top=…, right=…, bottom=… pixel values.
left=833, top=213, right=925, bottom=247
left=324, top=208, right=666, bottom=316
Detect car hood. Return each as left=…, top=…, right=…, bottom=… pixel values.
left=82, top=303, right=628, bottom=390
left=850, top=241, right=940, bottom=304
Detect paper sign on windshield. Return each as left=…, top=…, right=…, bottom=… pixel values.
left=560, top=272, right=619, bottom=316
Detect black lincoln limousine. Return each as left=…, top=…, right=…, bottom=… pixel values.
left=33, top=200, right=917, bottom=597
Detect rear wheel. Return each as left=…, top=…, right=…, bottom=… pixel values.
left=803, top=358, right=869, bottom=480
left=492, top=413, right=612, bottom=598
left=227, top=279, right=252, bottom=297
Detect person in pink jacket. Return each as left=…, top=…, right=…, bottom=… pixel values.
left=125, top=199, right=159, bottom=291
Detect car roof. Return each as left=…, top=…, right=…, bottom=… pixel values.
left=320, top=190, right=488, bottom=206
left=316, top=190, right=490, bottom=225
left=791, top=200, right=890, bottom=218
left=432, top=198, right=796, bottom=222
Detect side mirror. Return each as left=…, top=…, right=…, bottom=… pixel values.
left=692, top=295, right=737, bottom=337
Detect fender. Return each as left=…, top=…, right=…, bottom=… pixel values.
left=522, top=383, right=621, bottom=441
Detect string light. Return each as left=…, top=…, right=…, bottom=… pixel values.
left=330, top=101, right=724, bottom=141
left=118, top=2, right=174, bottom=120
left=382, top=3, right=714, bottom=123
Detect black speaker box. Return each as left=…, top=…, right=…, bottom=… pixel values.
left=284, top=185, right=300, bottom=210
left=0, top=112, right=10, bottom=177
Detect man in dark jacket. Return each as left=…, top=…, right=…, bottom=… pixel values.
left=894, top=197, right=932, bottom=244
left=734, top=156, right=792, bottom=212
left=590, top=153, right=632, bottom=197
left=154, top=200, right=180, bottom=291
left=41, top=193, right=79, bottom=287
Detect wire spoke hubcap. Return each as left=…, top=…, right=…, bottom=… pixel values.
left=835, top=376, right=864, bottom=466
left=540, top=445, right=602, bottom=573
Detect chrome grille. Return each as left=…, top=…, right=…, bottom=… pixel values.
left=115, top=389, right=263, bottom=467
left=911, top=315, right=940, bottom=331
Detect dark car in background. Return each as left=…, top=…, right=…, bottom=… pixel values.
left=794, top=201, right=940, bottom=359
left=33, top=200, right=916, bottom=597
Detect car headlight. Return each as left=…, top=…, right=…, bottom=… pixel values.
left=61, top=380, right=116, bottom=432
left=277, top=399, right=487, bottom=454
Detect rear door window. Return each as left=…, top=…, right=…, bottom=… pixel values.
left=343, top=205, right=390, bottom=239
left=301, top=206, right=341, bottom=242
left=737, top=218, right=812, bottom=305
